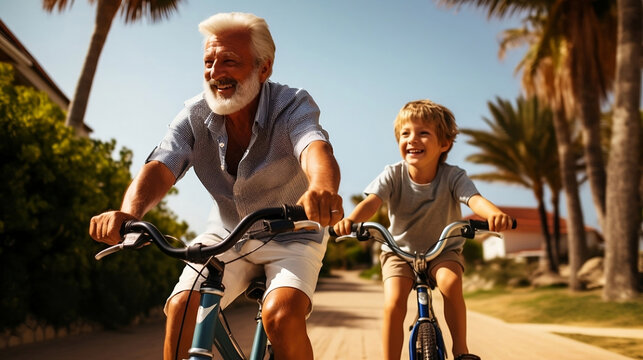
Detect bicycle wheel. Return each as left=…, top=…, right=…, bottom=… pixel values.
left=415, top=321, right=439, bottom=360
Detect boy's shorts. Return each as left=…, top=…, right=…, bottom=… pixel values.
left=380, top=248, right=464, bottom=282
left=164, top=232, right=328, bottom=314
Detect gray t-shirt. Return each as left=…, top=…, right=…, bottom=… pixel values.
left=364, top=161, right=479, bottom=253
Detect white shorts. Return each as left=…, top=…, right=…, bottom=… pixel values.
left=164, top=232, right=328, bottom=314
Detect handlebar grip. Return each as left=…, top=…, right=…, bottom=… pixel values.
left=469, top=219, right=518, bottom=230
left=120, top=220, right=137, bottom=236
left=327, top=222, right=361, bottom=238
left=283, top=204, right=307, bottom=221
left=328, top=227, right=338, bottom=237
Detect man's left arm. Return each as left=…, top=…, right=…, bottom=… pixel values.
left=298, top=140, right=343, bottom=226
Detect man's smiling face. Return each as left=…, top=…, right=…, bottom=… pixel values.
left=202, top=30, right=261, bottom=115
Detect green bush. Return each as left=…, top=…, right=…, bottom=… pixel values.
left=462, top=239, right=483, bottom=266
left=323, top=237, right=371, bottom=270
left=469, top=258, right=535, bottom=288
left=0, top=63, right=188, bottom=330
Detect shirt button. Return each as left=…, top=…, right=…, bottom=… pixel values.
left=219, top=142, right=224, bottom=148
left=220, top=165, right=225, bottom=170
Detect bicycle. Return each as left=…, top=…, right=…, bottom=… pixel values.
left=331, top=218, right=516, bottom=360
left=94, top=204, right=319, bottom=360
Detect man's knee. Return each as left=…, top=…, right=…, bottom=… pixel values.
left=261, top=288, right=309, bottom=337
left=167, top=291, right=200, bottom=320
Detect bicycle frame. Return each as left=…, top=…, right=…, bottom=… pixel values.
left=334, top=219, right=514, bottom=360
left=408, top=269, right=446, bottom=360
left=189, top=258, right=269, bottom=360
left=95, top=206, right=313, bottom=360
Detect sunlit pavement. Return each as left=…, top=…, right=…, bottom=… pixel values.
left=1, top=270, right=638, bottom=360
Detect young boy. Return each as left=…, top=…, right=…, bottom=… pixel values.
left=333, top=99, right=513, bottom=360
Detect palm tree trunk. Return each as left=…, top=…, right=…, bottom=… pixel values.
left=576, top=84, right=607, bottom=230
left=64, top=0, right=121, bottom=134
left=569, top=1, right=609, bottom=232
left=536, top=197, right=557, bottom=273
left=603, top=0, right=641, bottom=302
left=552, top=109, right=587, bottom=291
left=551, top=191, right=561, bottom=264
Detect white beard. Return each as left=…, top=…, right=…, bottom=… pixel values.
left=203, top=68, right=261, bottom=115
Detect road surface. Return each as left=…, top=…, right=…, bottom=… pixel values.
left=1, top=270, right=638, bottom=359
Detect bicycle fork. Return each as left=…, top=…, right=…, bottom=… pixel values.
left=188, top=260, right=245, bottom=360
left=409, top=283, right=446, bottom=360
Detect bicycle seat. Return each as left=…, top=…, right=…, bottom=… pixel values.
left=244, top=276, right=267, bottom=301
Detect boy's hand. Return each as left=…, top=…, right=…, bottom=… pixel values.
left=333, top=218, right=354, bottom=236
left=487, top=213, right=513, bottom=232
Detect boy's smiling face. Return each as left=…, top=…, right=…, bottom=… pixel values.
left=398, top=119, right=451, bottom=173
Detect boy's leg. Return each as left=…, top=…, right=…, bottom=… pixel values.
left=382, top=276, right=414, bottom=360
left=431, top=260, right=468, bottom=357
left=380, top=251, right=415, bottom=360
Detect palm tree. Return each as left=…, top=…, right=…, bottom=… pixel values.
left=462, top=96, right=560, bottom=273
left=438, top=0, right=617, bottom=291
left=42, top=0, right=184, bottom=136
left=440, top=0, right=615, bottom=235
left=502, top=15, right=591, bottom=290
left=603, top=0, right=641, bottom=301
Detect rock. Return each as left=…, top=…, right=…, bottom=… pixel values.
left=577, top=257, right=605, bottom=290
left=531, top=271, right=568, bottom=288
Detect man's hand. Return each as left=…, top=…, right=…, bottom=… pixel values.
left=89, top=211, right=138, bottom=246
left=297, top=189, right=343, bottom=227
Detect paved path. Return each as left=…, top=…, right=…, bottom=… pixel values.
left=1, top=270, right=640, bottom=359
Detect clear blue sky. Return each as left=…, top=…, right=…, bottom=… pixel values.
left=1, top=0, right=599, bottom=233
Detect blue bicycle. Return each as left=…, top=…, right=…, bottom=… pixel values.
left=95, top=205, right=319, bottom=360
left=332, top=219, right=515, bottom=360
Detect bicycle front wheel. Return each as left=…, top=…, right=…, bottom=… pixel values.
left=415, top=321, right=439, bottom=360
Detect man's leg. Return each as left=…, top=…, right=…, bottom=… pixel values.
left=262, top=287, right=313, bottom=360
left=164, top=290, right=200, bottom=360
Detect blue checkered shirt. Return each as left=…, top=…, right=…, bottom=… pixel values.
left=147, top=81, right=329, bottom=242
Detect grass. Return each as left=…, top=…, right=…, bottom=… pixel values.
left=555, top=333, right=643, bottom=359
left=464, top=286, right=643, bottom=357
left=464, top=287, right=643, bottom=327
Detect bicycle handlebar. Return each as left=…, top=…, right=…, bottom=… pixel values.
left=95, top=204, right=309, bottom=263
left=329, top=218, right=517, bottom=263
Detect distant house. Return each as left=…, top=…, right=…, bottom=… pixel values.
left=466, top=207, right=603, bottom=262
left=0, top=19, right=92, bottom=137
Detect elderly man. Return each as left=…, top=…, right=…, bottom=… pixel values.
left=89, top=12, right=343, bottom=360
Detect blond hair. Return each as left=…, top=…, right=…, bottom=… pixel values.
left=198, top=12, right=275, bottom=78
left=393, top=99, right=458, bottom=163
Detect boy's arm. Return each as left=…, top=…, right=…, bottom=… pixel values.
left=467, top=194, right=513, bottom=232
left=333, top=193, right=383, bottom=235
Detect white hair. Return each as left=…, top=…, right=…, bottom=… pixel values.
left=198, top=12, right=275, bottom=78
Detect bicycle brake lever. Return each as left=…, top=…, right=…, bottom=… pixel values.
left=94, top=233, right=149, bottom=260
left=293, top=220, right=322, bottom=232
left=95, top=243, right=123, bottom=260
left=334, top=235, right=356, bottom=243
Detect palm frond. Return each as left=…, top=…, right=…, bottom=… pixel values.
left=42, top=0, right=74, bottom=12
left=120, top=0, right=183, bottom=23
